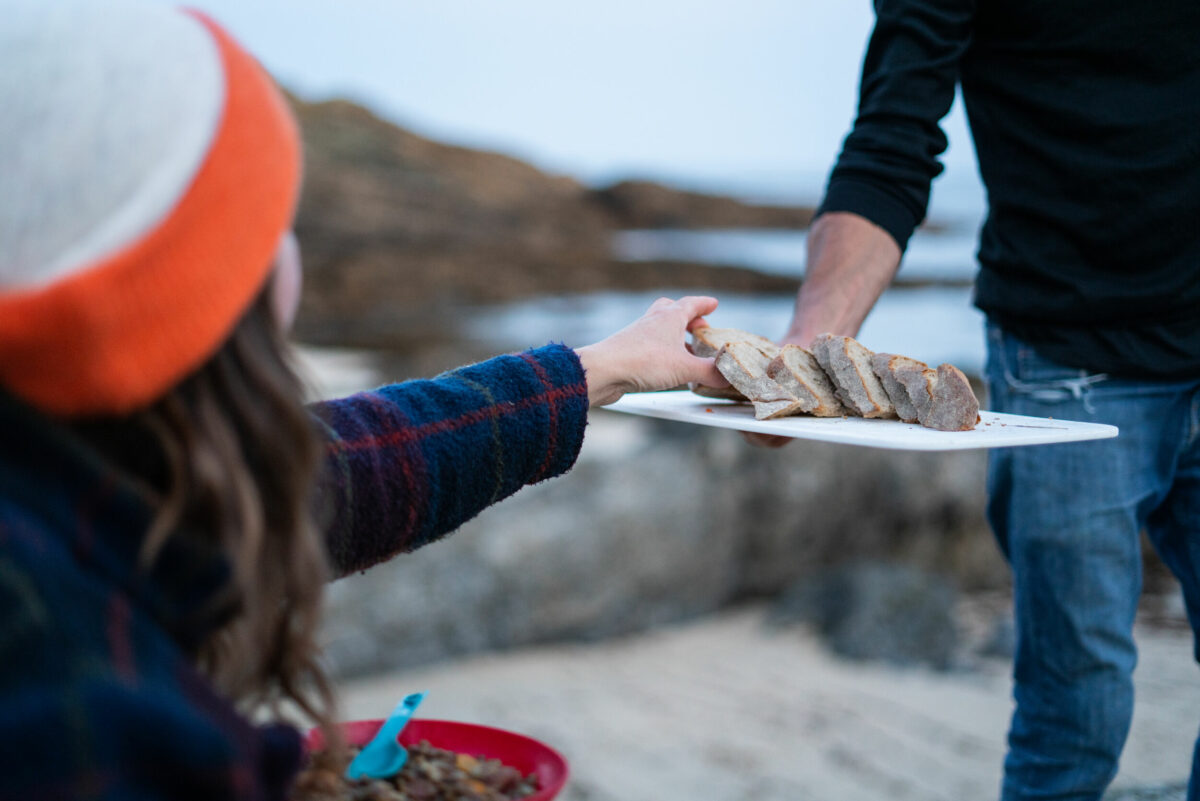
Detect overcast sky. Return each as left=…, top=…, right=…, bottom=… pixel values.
left=182, top=1, right=982, bottom=208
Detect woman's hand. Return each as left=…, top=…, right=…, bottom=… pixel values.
left=575, top=296, right=729, bottom=407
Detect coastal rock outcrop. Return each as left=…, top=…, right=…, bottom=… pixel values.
left=593, top=180, right=815, bottom=230
left=320, top=416, right=1003, bottom=677
left=288, top=96, right=808, bottom=347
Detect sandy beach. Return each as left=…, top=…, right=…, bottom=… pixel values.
left=336, top=600, right=1198, bottom=801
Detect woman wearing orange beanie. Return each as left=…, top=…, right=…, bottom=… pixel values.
left=0, top=2, right=725, bottom=798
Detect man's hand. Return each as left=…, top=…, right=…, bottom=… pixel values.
left=575, top=296, right=729, bottom=407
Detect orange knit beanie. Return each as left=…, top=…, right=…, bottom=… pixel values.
left=0, top=1, right=301, bottom=417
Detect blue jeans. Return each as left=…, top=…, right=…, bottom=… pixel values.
left=986, top=323, right=1200, bottom=801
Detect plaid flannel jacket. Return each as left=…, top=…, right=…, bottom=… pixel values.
left=0, top=344, right=588, bottom=801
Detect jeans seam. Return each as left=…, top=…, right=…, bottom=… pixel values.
left=1191, top=390, right=1200, bottom=447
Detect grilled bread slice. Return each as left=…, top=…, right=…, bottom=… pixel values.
left=871, top=353, right=927, bottom=423
left=714, top=342, right=806, bottom=420
left=810, top=334, right=896, bottom=419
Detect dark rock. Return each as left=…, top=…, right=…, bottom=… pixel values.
left=771, top=562, right=960, bottom=670
left=320, top=422, right=1003, bottom=677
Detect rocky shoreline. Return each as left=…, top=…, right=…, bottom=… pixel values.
left=288, top=95, right=810, bottom=349
left=319, top=413, right=1005, bottom=678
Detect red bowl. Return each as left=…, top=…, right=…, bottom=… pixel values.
left=305, top=718, right=568, bottom=801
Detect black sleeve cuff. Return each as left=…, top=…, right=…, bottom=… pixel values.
left=817, top=178, right=924, bottom=252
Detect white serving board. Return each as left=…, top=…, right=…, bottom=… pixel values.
left=604, top=391, right=1118, bottom=451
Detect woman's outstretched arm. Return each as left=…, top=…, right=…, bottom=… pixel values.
left=311, top=296, right=725, bottom=577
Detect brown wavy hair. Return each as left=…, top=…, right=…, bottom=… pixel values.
left=72, top=281, right=337, bottom=736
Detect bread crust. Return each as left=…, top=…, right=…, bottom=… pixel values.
left=688, top=382, right=749, bottom=402
left=923, top=363, right=980, bottom=431
left=691, top=326, right=778, bottom=359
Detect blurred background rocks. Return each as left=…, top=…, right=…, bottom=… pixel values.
left=318, top=414, right=1003, bottom=678
left=289, top=96, right=803, bottom=353
left=287, top=93, right=1179, bottom=681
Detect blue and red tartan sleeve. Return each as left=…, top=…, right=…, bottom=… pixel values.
left=310, top=344, right=589, bottom=577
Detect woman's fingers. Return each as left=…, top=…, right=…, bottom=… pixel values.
left=661, top=296, right=724, bottom=386
left=633, top=295, right=789, bottom=444
left=673, top=295, right=719, bottom=322
left=686, top=355, right=728, bottom=388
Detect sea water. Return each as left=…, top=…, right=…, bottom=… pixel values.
left=612, top=226, right=978, bottom=284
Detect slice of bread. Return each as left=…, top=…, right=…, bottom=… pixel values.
left=871, top=353, right=927, bottom=423
left=691, top=326, right=779, bottom=359
left=810, top=334, right=896, bottom=419
left=923, top=363, right=980, bottom=431
left=690, top=326, right=779, bottom=401
left=714, top=342, right=806, bottom=420
left=892, top=362, right=979, bottom=431
left=767, top=344, right=847, bottom=417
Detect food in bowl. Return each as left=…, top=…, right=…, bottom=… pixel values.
left=292, top=740, right=541, bottom=801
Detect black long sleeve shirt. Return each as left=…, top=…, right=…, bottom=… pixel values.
left=819, top=0, right=1200, bottom=378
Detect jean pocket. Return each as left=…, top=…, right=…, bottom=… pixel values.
left=988, top=324, right=1108, bottom=407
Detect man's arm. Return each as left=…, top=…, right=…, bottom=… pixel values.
left=782, top=211, right=902, bottom=347
left=783, top=0, right=973, bottom=345
left=742, top=1, right=969, bottom=450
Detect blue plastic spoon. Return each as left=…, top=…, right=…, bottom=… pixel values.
left=345, top=691, right=427, bottom=780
